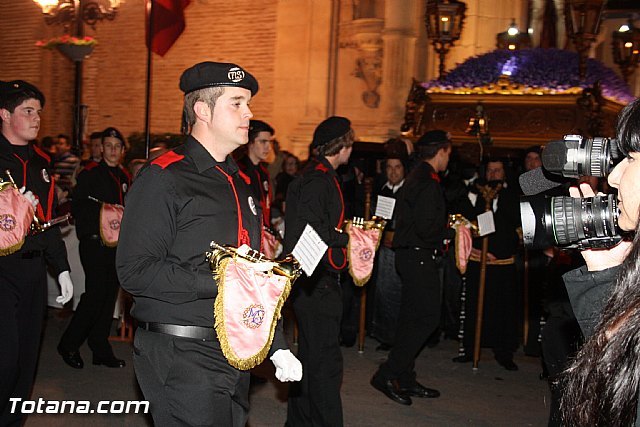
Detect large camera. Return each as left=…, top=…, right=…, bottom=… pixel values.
left=520, top=135, right=622, bottom=250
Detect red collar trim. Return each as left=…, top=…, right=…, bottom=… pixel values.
left=33, top=145, right=51, bottom=164
left=238, top=170, right=251, bottom=185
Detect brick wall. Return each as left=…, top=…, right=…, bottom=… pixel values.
left=1, top=0, right=278, bottom=145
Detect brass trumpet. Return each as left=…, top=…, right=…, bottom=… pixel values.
left=338, top=216, right=387, bottom=233
left=206, top=241, right=302, bottom=281
left=2, top=170, right=71, bottom=235
left=448, top=214, right=479, bottom=237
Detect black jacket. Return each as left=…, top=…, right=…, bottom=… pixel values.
left=0, top=133, right=69, bottom=274
left=73, top=160, right=131, bottom=241
left=284, top=156, right=349, bottom=273
left=116, top=136, right=286, bottom=351
left=392, top=162, right=450, bottom=250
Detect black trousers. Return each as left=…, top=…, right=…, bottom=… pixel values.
left=59, top=239, right=119, bottom=358
left=287, top=271, right=343, bottom=427
left=133, top=328, right=249, bottom=426
left=377, top=249, right=441, bottom=387
left=0, top=252, right=47, bottom=427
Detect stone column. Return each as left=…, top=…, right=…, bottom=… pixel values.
left=379, top=0, right=419, bottom=133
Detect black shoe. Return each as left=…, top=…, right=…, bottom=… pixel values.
left=497, top=360, right=518, bottom=371
left=452, top=354, right=472, bottom=363
left=57, top=345, right=83, bottom=369
left=93, top=356, right=126, bottom=368
left=399, top=382, right=440, bottom=398
left=375, top=343, right=392, bottom=352
left=370, top=374, right=412, bottom=406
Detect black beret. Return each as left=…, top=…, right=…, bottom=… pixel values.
left=249, top=119, right=274, bottom=136
left=312, top=116, right=351, bottom=148
left=416, top=130, right=450, bottom=147
left=179, top=62, right=258, bottom=96
left=0, top=80, right=45, bottom=108
left=101, top=126, right=125, bottom=144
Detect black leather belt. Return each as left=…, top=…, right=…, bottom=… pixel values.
left=138, top=322, right=216, bottom=341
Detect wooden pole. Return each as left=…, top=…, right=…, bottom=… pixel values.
left=472, top=184, right=501, bottom=370
left=523, top=248, right=530, bottom=347
left=358, top=177, right=374, bottom=353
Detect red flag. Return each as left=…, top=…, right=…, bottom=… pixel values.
left=146, top=0, right=191, bottom=56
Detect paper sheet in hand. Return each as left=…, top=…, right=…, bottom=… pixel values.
left=477, top=211, right=496, bottom=236
left=375, top=195, right=396, bottom=220
left=292, top=224, right=328, bottom=276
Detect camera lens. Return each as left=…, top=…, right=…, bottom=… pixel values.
left=521, top=194, right=620, bottom=249
left=541, top=135, right=619, bottom=178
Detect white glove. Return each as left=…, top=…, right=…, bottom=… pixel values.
left=56, top=271, right=74, bottom=304
left=19, top=186, right=39, bottom=209
left=270, top=349, right=303, bottom=382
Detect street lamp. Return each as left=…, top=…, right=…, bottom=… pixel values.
left=564, top=0, right=605, bottom=81
left=32, top=0, right=123, bottom=152
left=425, top=0, right=466, bottom=80
left=496, top=20, right=532, bottom=51
left=612, top=20, right=640, bottom=84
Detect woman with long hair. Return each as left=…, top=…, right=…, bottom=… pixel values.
left=561, top=98, right=640, bottom=426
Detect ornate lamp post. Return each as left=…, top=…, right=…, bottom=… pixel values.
left=32, top=0, right=122, bottom=152
left=425, top=0, right=466, bottom=80
left=564, top=0, right=605, bottom=81
left=496, top=20, right=532, bottom=51
left=612, top=20, right=640, bottom=84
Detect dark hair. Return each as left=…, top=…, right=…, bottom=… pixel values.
left=249, top=120, right=274, bottom=143
left=89, top=131, right=102, bottom=140
left=0, top=81, right=45, bottom=112
left=318, top=129, right=355, bottom=157
left=561, top=98, right=640, bottom=426
left=415, top=141, right=450, bottom=161
left=616, top=98, right=640, bottom=156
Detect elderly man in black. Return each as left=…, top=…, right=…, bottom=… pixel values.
left=284, top=116, right=353, bottom=427
left=116, top=61, right=301, bottom=427
left=371, top=130, right=452, bottom=406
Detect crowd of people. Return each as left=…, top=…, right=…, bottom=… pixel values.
left=2, top=63, right=640, bottom=426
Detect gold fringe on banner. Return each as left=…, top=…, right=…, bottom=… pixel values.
left=213, top=257, right=292, bottom=370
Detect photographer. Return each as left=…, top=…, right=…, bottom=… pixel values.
left=560, top=98, right=640, bottom=426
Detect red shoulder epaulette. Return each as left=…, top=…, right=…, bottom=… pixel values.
left=315, top=163, right=329, bottom=173
left=33, top=145, right=51, bottom=164
left=83, top=161, right=99, bottom=172
left=430, top=172, right=441, bottom=183
left=151, top=151, right=184, bottom=169
left=238, top=170, right=251, bottom=185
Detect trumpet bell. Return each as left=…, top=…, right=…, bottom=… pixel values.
left=206, top=241, right=302, bottom=280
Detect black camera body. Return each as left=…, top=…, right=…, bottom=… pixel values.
left=520, top=134, right=622, bottom=250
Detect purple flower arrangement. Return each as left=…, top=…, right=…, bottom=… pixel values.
left=423, top=48, right=635, bottom=104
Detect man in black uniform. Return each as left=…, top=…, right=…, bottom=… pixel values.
left=284, top=116, right=353, bottom=427
left=237, top=119, right=274, bottom=229
left=371, top=130, right=451, bottom=406
left=58, top=127, right=131, bottom=369
left=116, top=62, right=301, bottom=427
left=0, top=80, right=73, bottom=426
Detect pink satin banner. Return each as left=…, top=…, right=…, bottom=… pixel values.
left=0, top=186, right=34, bottom=256
left=214, top=258, right=291, bottom=370
left=347, top=227, right=381, bottom=286
left=455, top=224, right=473, bottom=274
left=100, top=203, right=124, bottom=247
